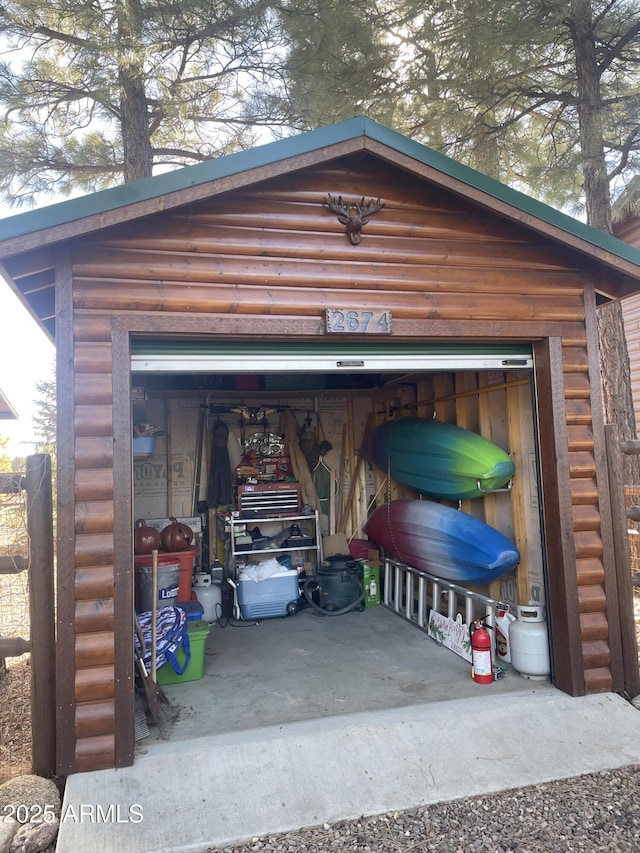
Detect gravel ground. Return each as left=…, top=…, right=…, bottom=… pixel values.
left=210, top=764, right=640, bottom=852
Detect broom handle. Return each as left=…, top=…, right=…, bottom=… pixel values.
left=151, top=549, right=158, bottom=682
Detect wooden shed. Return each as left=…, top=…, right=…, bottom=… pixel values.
left=2, top=116, right=640, bottom=776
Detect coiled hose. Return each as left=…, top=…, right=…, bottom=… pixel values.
left=302, top=576, right=364, bottom=616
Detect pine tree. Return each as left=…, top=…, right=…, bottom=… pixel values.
left=281, top=0, right=640, bottom=462
left=0, top=0, right=288, bottom=202
left=32, top=377, right=57, bottom=462
left=274, top=0, right=398, bottom=128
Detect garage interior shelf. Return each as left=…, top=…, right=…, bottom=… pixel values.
left=229, top=511, right=322, bottom=574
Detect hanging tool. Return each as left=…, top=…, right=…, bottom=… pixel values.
left=192, top=403, right=206, bottom=515
left=337, top=423, right=347, bottom=527
left=329, top=466, right=336, bottom=535
left=312, top=455, right=332, bottom=518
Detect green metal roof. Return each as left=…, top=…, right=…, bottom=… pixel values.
left=2, top=115, right=640, bottom=272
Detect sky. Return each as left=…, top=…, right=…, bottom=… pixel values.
left=0, top=270, right=55, bottom=460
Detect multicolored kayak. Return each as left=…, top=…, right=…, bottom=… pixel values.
left=365, top=499, right=519, bottom=585
left=360, top=418, right=514, bottom=500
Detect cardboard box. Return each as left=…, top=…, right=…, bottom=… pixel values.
left=322, top=532, right=350, bottom=558
left=362, top=562, right=381, bottom=608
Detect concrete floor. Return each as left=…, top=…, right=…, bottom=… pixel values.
left=138, top=603, right=541, bottom=747
left=57, top=605, right=640, bottom=853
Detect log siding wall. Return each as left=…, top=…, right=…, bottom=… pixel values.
left=56, top=156, right=617, bottom=771
left=71, top=316, right=117, bottom=771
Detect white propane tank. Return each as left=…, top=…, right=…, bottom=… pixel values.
left=510, top=602, right=551, bottom=680
left=494, top=609, right=516, bottom=663
left=193, top=572, right=222, bottom=622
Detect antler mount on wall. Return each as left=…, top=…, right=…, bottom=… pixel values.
left=326, top=194, right=385, bottom=245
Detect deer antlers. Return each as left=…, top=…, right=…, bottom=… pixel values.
left=326, top=194, right=384, bottom=245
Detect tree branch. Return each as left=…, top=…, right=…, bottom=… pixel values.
left=598, top=21, right=640, bottom=75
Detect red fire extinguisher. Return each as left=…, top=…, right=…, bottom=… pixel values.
left=470, top=618, right=493, bottom=684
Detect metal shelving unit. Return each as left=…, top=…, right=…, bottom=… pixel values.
left=228, top=511, right=322, bottom=575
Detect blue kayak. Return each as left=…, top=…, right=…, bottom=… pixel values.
left=365, top=499, right=519, bottom=585
left=360, top=418, right=515, bottom=500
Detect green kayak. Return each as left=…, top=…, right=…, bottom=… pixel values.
left=360, top=417, right=515, bottom=500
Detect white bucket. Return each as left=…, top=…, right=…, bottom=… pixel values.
left=138, top=562, right=180, bottom=611
left=510, top=602, right=550, bottom=680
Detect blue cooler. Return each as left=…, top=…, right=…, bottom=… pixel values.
left=237, top=568, right=300, bottom=619
left=177, top=600, right=205, bottom=622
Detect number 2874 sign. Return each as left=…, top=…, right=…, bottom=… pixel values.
left=325, top=309, right=392, bottom=334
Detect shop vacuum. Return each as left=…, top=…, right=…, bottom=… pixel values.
left=303, top=554, right=365, bottom=615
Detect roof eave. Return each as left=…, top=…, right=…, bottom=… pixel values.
left=0, top=120, right=372, bottom=257
left=0, top=387, right=18, bottom=420
left=1, top=115, right=640, bottom=292
left=362, top=136, right=640, bottom=289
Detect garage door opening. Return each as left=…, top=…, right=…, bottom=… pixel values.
left=129, top=340, right=552, bottom=748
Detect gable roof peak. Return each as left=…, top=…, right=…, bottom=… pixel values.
left=1, top=115, right=640, bottom=286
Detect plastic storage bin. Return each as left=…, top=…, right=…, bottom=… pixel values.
left=237, top=568, right=300, bottom=619
left=177, top=599, right=204, bottom=622
left=133, top=436, right=155, bottom=456
left=156, top=620, right=210, bottom=685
